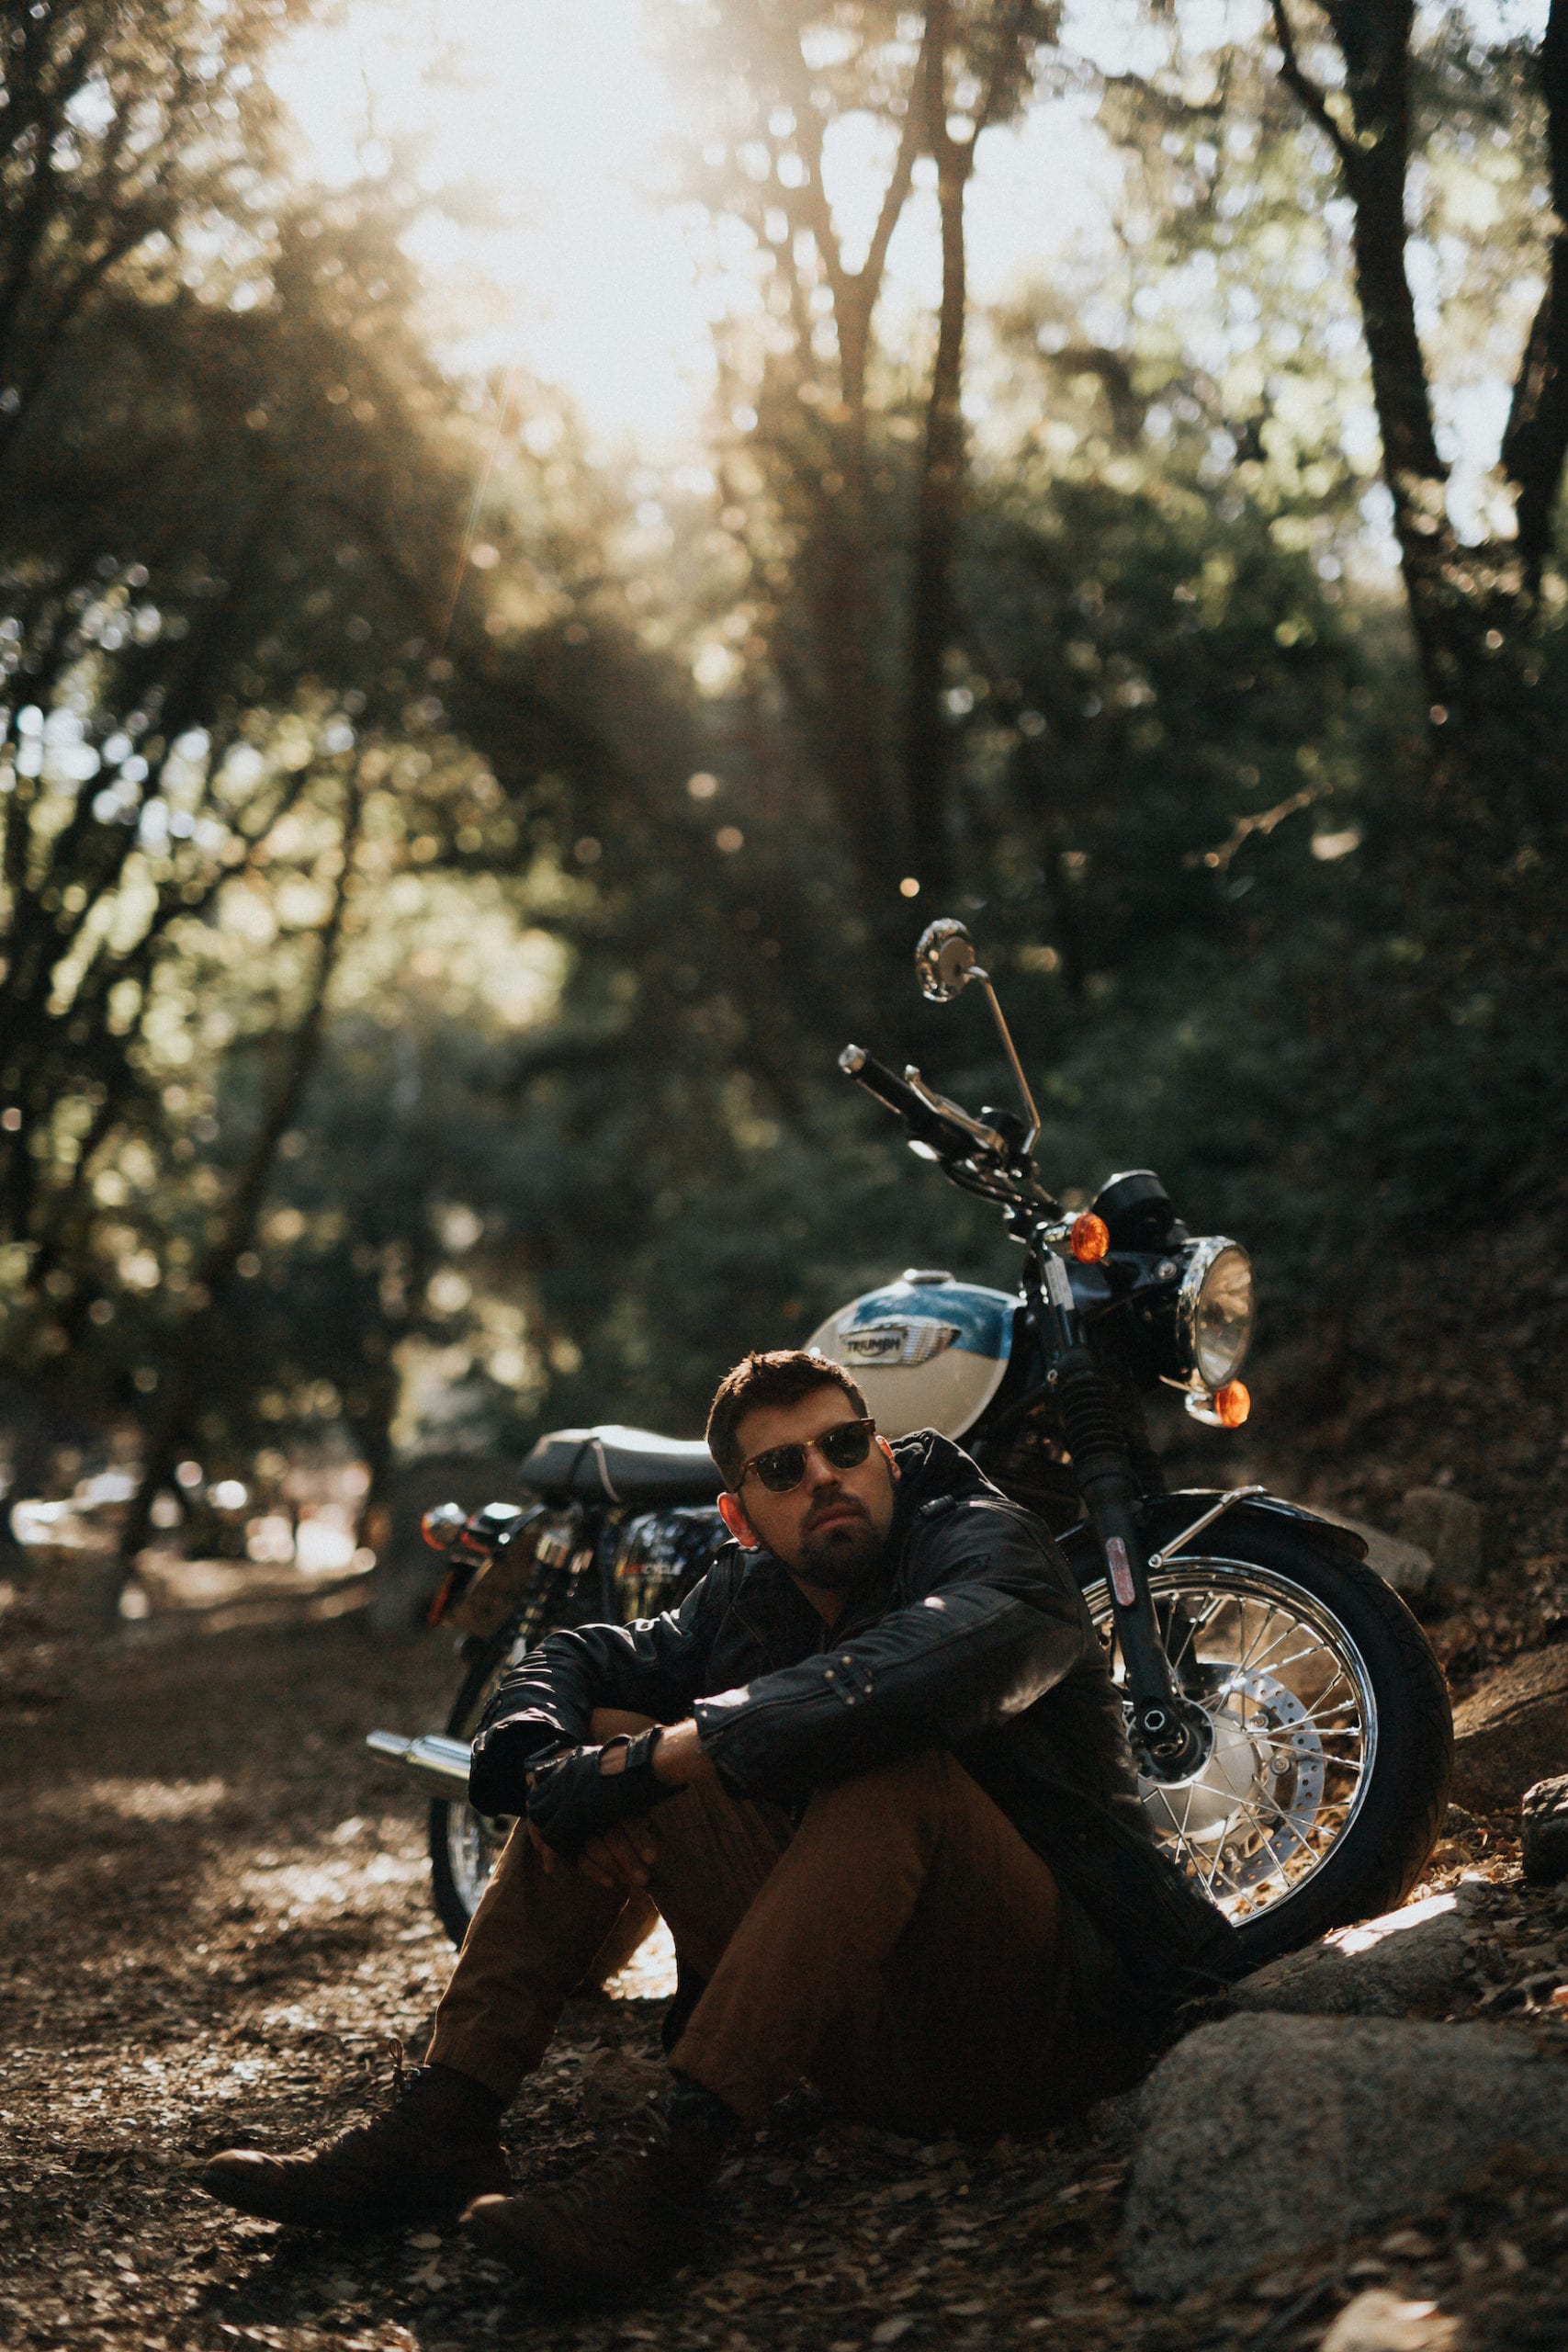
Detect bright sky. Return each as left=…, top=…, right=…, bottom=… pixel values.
left=270, top=0, right=1121, bottom=455
left=270, top=0, right=1551, bottom=537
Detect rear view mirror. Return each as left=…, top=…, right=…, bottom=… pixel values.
left=915, top=918, right=980, bottom=1003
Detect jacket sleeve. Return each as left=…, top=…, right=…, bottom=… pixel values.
left=691, top=1500, right=1096, bottom=1803
left=467, top=1565, right=730, bottom=1814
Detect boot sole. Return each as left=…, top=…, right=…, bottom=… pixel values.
left=197, top=2166, right=505, bottom=2233
left=460, top=2197, right=699, bottom=2303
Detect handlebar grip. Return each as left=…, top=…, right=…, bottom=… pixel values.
left=839, top=1044, right=927, bottom=1119
left=839, top=1044, right=972, bottom=1157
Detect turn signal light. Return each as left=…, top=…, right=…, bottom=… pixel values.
left=1069, top=1212, right=1110, bottom=1264
left=422, top=1501, right=467, bottom=1552
left=1214, top=1380, right=1251, bottom=1429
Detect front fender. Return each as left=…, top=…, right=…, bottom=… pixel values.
left=1061, top=1489, right=1369, bottom=1591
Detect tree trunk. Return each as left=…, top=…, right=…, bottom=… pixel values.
left=1339, top=138, right=1465, bottom=709
left=113, top=784, right=364, bottom=1606
left=1501, top=0, right=1568, bottom=594
left=903, top=6, right=974, bottom=898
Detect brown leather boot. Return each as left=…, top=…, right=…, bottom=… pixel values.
left=460, top=2082, right=737, bottom=2302
left=197, top=2064, right=508, bottom=2231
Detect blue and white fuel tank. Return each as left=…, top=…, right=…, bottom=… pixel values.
left=807, top=1270, right=1019, bottom=1442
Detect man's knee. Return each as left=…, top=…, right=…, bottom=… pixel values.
left=803, top=1747, right=962, bottom=1826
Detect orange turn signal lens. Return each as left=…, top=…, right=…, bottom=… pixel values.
left=1214, top=1380, right=1251, bottom=1429
left=1069, top=1212, right=1111, bottom=1264
left=421, top=1501, right=467, bottom=1552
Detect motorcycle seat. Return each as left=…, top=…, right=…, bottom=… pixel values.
left=519, top=1423, right=723, bottom=1504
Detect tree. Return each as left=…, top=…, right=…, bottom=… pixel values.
left=902, top=0, right=1046, bottom=896
left=663, top=1, right=1050, bottom=906
left=1265, top=0, right=1568, bottom=718
left=0, top=0, right=316, bottom=465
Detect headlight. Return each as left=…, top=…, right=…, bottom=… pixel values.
left=1179, top=1239, right=1255, bottom=1388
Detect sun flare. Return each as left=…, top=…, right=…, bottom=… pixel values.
left=269, top=0, right=1117, bottom=452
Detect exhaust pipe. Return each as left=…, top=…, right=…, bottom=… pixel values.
left=366, top=1728, right=474, bottom=1803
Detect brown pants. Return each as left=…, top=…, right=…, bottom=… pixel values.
left=426, top=1731, right=1139, bottom=2139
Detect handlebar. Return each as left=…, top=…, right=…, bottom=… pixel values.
left=838, top=1045, right=930, bottom=1124
left=839, top=1043, right=995, bottom=1163
left=840, top=1042, right=1062, bottom=1218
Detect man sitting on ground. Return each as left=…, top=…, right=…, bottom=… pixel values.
left=200, top=1349, right=1235, bottom=2301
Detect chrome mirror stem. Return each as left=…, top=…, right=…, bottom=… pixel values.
left=972, top=968, right=1041, bottom=1155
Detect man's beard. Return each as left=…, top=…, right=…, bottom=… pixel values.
left=795, top=1502, right=886, bottom=1589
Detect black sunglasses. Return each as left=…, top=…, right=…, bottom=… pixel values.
left=733, top=1417, right=877, bottom=1496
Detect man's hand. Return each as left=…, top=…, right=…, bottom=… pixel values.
left=526, top=1813, right=658, bottom=1892
left=525, top=1730, right=673, bottom=1871
left=524, top=1720, right=714, bottom=1886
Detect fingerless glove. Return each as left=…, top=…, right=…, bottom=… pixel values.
left=525, top=1728, right=675, bottom=1861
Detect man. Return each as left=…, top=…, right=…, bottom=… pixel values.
left=201, top=1350, right=1235, bottom=2301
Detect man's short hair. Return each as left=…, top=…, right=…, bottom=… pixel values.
left=705, top=1349, right=869, bottom=1488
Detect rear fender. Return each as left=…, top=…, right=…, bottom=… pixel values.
left=1061, top=1489, right=1369, bottom=1591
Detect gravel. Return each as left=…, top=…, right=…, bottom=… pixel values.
left=5, top=1600, right=1568, bottom=2352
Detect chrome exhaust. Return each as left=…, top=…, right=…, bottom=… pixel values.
left=366, top=1728, right=474, bottom=1803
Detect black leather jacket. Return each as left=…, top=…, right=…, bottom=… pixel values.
left=471, top=1430, right=1239, bottom=2009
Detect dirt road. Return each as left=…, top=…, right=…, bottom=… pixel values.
left=3, top=1609, right=1564, bottom=2352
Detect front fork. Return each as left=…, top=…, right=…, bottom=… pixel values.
left=1034, top=1252, right=1209, bottom=1778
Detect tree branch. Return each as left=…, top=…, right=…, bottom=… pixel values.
left=1269, top=0, right=1355, bottom=165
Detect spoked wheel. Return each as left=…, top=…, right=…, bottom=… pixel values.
left=1082, top=1518, right=1452, bottom=1966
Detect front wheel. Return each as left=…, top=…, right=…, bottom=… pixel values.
left=1081, top=1517, right=1453, bottom=1968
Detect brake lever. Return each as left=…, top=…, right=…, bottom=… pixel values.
left=902, top=1067, right=1010, bottom=1159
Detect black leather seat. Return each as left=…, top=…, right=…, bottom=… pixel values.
left=519, top=1423, right=723, bottom=1504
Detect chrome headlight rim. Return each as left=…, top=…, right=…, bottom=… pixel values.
left=1178, top=1237, right=1255, bottom=1388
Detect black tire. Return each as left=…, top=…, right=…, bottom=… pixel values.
left=425, top=1631, right=660, bottom=1982
left=1077, top=1513, right=1453, bottom=1970
left=428, top=1631, right=517, bottom=1949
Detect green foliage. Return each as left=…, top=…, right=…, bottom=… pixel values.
left=3, top=0, right=1567, bottom=1525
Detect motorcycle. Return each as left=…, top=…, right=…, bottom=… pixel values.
left=370, top=917, right=1452, bottom=1973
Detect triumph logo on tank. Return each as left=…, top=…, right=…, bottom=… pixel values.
left=840, top=1319, right=962, bottom=1368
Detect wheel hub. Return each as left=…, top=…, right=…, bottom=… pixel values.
left=1139, top=1703, right=1262, bottom=1842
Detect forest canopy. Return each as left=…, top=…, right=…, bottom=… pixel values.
left=1, top=0, right=1563, bottom=1599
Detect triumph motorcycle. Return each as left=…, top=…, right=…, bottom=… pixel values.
left=370, top=918, right=1452, bottom=1973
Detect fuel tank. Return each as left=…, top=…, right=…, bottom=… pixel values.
left=807, top=1271, right=1019, bottom=1442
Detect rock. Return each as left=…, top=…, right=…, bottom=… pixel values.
left=1398, top=1487, right=1486, bottom=1591
left=366, top=1450, right=533, bottom=1634
left=1231, top=1891, right=1470, bottom=2019
left=1320, top=2290, right=1458, bottom=2352
left=1311, top=1509, right=1435, bottom=1599
left=1451, top=1643, right=1568, bottom=1811
left=1519, top=1773, right=1568, bottom=1885
left=1119, top=2013, right=1568, bottom=2299
left=1085, top=2085, right=1144, bottom=2154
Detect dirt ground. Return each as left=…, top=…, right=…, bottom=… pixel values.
left=4, top=1597, right=1568, bottom=2352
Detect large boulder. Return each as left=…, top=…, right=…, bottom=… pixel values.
left=1450, top=1643, right=1568, bottom=1812
left=1310, top=1508, right=1435, bottom=1600
left=1397, top=1487, right=1486, bottom=1592
left=1520, top=1773, right=1568, bottom=1886
left=365, top=1450, right=532, bottom=1634
left=1120, top=2013, right=1568, bottom=2299
left=1230, top=1890, right=1472, bottom=2019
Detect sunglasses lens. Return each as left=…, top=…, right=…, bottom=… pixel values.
left=742, top=1419, right=876, bottom=1494
left=818, top=1422, right=873, bottom=1471
left=754, top=1445, right=807, bottom=1493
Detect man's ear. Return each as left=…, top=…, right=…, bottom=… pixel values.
left=877, top=1436, right=900, bottom=1482
left=718, top=1490, right=761, bottom=1549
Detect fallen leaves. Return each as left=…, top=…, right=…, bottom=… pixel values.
left=5, top=1615, right=1568, bottom=2352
